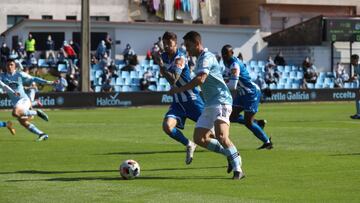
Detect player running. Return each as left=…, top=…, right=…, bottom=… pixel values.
left=170, top=31, right=245, bottom=180
left=153, top=31, right=202, bottom=165
left=221, top=45, right=273, bottom=149
left=0, top=58, right=55, bottom=141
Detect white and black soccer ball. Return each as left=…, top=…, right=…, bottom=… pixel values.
left=119, top=159, right=140, bottom=180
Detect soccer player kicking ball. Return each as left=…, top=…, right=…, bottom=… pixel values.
left=0, top=59, right=56, bottom=141
left=170, top=31, right=245, bottom=180
left=153, top=31, right=202, bottom=165
left=221, top=45, right=273, bottom=149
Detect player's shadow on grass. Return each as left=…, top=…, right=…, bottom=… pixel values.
left=101, top=150, right=208, bottom=155
left=7, top=175, right=228, bottom=182
left=329, top=152, right=360, bottom=156
left=0, top=166, right=224, bottom=175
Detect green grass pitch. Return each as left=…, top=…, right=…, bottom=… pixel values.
left=0, top=102, right=359, bottom=202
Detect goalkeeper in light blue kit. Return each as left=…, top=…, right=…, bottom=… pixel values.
left=0, top=58, right=55, bottom=141
left=170, top=31, right=245, bottom=180
left=221, top=45, right=273, bottom=149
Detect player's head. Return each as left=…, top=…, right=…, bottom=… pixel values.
left=162, top=31, right=177, bottom=54
left=221, top=44, right=234, bottom=62
left=6, top=58, right=16, bottom=73
left=183, top=31, right=202, bottom=56
left=351, top=54, right=359, bottom=66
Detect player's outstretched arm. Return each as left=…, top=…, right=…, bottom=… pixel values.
left=169, top=72, right=207, bottom=94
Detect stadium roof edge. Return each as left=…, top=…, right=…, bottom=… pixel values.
left=1, top=19, right=260, bottom=36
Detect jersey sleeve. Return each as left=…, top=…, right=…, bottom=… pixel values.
left=195, top=56, right=211, bottom=75
left=20, top=72, right=50, bottom=85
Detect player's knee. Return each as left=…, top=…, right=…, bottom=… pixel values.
left=12, top=109, right=21, bottom=118
left=193, top=135, right=206, bottom=146
left=162, top=124, right=173, bottom=135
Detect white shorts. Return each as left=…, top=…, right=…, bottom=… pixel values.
left=196, top=104, right=232, bottom=130
left=14, top=98, right=31, bottom=111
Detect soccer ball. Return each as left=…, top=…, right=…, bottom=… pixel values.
left=119, top=159, right=140, bottom=180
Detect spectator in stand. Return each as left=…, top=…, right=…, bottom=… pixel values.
left=123, top=43, right=135, bottom=65
left=15, top=42, right=26, bottom=60
left=302, top=56, right=318, bottom=88
left=45, top=35, right=56, bottom=61
left=69, top=40, right=80, bottom=57
left=96, top=40, right=106, bottom=60
left=66, top=73, right=79, bottom=91
left=53, top=73, right=68, bottom=92
left=91, top=53, right=98, bottom=66
left=28, top=53, right=38, bottom=72
left=1, top=43, right=10, bottom=69
left=105, top=34, right=113, bottom=58
left=140, top=68, right=156, bottom=91
left=122, top=55, right=138, bottom=72
left=264, top=56, right=279, bottom=86
left=62, top=41, right=76, bottom=62
left=334, top=62, right=349, bottom=88
left=25, top=33, right=36, bottom=61
left=274, top=51, right=286, bottom=66
left=98, top=52, right=112, bottom=71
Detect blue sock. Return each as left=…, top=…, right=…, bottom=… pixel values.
left=232, top=115, right=270, bottom=143
left=167, top=128, right=189, bottom=146
left=356, top=100, right=360, bottom=115
left=206, top=138, right=226, bottom=155
left=23, top=110, right=37, bottom=117
left=27, top=124, right=44, bottom=136
left=224, top=146, right=242, bottom=172
left=0, top=121, right=6, bottom=127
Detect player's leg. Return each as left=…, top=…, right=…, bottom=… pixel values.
left=214, top=119, right=244, bottom=180
left=163, top=103, right=196, bottom=164
left=244, top=111, right=272, bottom=149
left=12, top=98, right=48, bottom=121
left=0, top=120, right=16, bottom=135
left=350, top=99, right=360, bottom=119
left=18, top=117, right=48, bottom=141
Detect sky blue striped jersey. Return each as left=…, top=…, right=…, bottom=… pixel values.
left=0, top=71, right=49, bottom=105
left=195, top=50, right=233, bottom=107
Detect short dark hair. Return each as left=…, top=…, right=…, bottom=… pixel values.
left=162, top=31, right=177, bottom=41
left=6, top=58, right=16, bottom=63
left=183, top=31, right=201, bottom=44
left=351, top=54, right=359, bottom=60
left=221, top=44, right=233, bottom=56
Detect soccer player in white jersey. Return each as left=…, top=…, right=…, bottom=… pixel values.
left=0, top=59, right=55, bottom=141
left=170, top=31, right=245, bottom=180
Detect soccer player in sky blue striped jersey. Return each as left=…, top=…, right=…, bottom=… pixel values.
left=221, top=45, right=273, bottom=149
left=0, top=59, right=56, bottom=141
left=154, top=31, right=203, bottom=165
left=170, top=31, right=245, bottom=180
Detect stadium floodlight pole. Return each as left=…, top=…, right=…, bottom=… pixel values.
left=81, top=0, right=90, bottom=92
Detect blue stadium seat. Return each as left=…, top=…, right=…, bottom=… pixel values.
left=116, top=77, right=124, bottom=85
left=124, top=77, right=132, bottom=85
left=121, top=71, right=130, bottom=78
left=284, top=83, right=291, bottom=89
left=148, top=85, right=157, bottom=91
left=279, top=78, right=287, bottom=85
left=249, top=60, right=257, bottom=68
left=114, top=85, right=121, bottom=92
left=291, top=83, right=300, bottom=89
left=269, top=83, right=277, bottom=90
left=284, top=65, right=291, bottom=72
left=289, top=71, right=297, bottom=79
left=351, top=82, right=359, bottom=88
left=296, top=71, right=304, bottom=79
left=38, top=59, right=48, bottom=68
left=57, top=64, right=68, bottom=73
left=315, top=83, right=323, bottom=89
left=344, top=82, right=351, bottom=88
left=277, top=65, right=284, bottom=72
left=130, top=71, right=138, bottom=78
left=110, top=78, right=116, bottom=86
left=95, top=86, right=102, bottom=92
left=257, top=60, right=265, bottom=67
left=306, top=83, right=315, bottom=89
left=159, top=77, right=168, bottom=85
left=122, top=85, right=130, bottom=92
